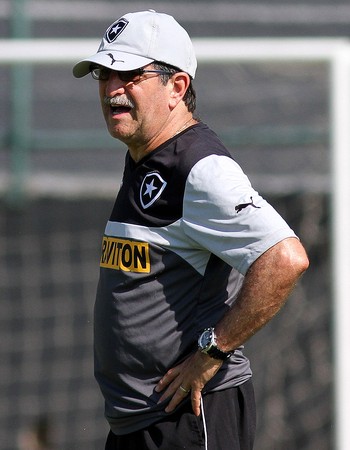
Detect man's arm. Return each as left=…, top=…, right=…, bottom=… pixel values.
left=155, top=237, right=309, bottom=416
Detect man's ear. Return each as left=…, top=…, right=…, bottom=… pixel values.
left=168, top=72, right=191, bottom=109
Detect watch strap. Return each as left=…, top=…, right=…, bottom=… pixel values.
left=206, top=345, right=232, bottom=361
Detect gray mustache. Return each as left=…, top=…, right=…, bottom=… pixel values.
left=104, top=96, right=134, bottom=108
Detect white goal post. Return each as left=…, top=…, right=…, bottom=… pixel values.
left=1, top=37, right=350, bottom=450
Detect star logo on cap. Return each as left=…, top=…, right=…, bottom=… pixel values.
left=106, top=18, right=129, bottom=43
left=140, top=172, right=167, bottom=209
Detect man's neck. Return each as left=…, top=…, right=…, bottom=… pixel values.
left=128, top=115, right=197, bottom=163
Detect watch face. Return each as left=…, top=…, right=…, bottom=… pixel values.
left=198, top=329, right=213, bottom=350
left=198, top=328, right=231, bottom=360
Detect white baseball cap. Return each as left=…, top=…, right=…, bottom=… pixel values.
left=73, top=10, right=197, bottom=79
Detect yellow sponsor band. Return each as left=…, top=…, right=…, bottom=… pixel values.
left=100, top=236, right=150, bottom=273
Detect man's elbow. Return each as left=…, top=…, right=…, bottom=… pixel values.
left=296, top=247, right=309, bottom=276
left=281, top=237, right=309, bottom=279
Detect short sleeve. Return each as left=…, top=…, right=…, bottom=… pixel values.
left=182, top=155, right=296, bottom=274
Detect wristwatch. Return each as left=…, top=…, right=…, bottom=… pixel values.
left=198, top=327, right=232, bottom=361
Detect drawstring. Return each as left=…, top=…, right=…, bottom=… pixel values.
left=200, top=397, right=208, bottom=450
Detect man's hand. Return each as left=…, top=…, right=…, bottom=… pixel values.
left=155, top=351, right=223, bottom=416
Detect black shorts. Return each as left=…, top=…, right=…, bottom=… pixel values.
left=105, top=380, right=256, bottom=450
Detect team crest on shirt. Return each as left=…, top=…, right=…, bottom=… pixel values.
left=140, top=172, right=167, bottom=209
left=106, top=18, right=129, bottom=43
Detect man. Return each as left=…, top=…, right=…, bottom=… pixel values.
left=73, top=10, right=309, bottom=450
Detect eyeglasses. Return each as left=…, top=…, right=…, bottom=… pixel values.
left=90, top=65, right=174, bottom=83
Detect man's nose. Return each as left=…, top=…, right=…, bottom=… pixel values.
left=104, top=72, right=128, bottom=94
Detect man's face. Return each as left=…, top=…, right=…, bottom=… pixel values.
left=98, top=65, right=172, bottom=152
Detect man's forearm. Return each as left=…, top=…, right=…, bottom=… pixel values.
left=214, top=237, right=309, bottom=353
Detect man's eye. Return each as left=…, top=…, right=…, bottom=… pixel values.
left=100, top=69, right=110, bottom=79
left=119, top=70, right=143, bottom=82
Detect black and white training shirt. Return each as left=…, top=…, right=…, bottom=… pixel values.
left=94, top=122, right=296, bottom=435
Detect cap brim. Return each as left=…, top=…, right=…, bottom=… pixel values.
left=73, top=51, right=154, bottom=78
